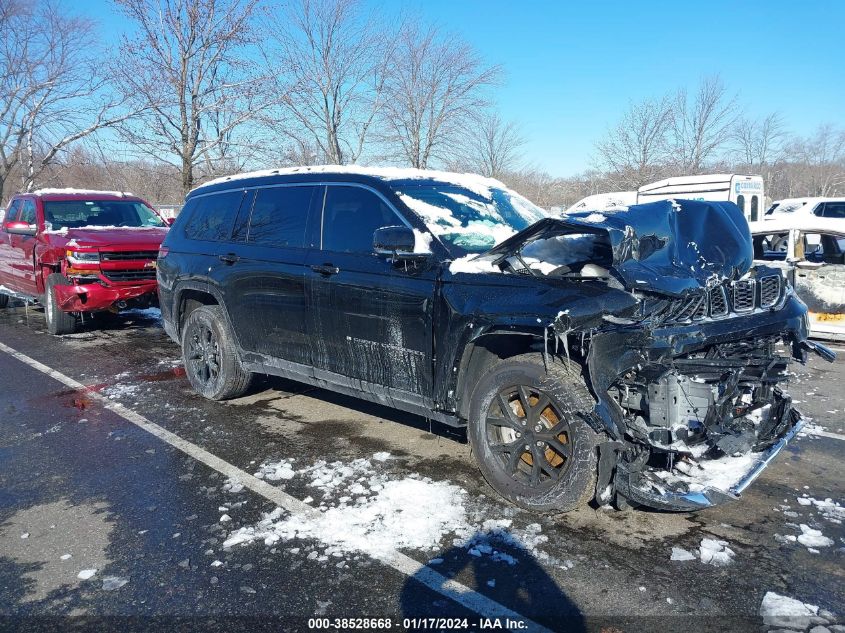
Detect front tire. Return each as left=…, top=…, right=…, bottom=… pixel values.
left=467, top=353, right=600, bottom=513
left=0, top=293, right=8, bottom=308
left=44, top=274, right=77, bottom=335
left=181, top=305, right=253, bottom=400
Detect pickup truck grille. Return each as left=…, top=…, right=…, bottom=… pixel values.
left=102, top=269, right=157, bottom=282
left=664, top=275, right=782, bottom=324
left=100, top=250, right=160, bottom=261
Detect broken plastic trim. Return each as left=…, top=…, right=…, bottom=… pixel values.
left=615, top=417, right=805, bottom=511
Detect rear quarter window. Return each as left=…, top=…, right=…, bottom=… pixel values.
left=183, top=191, right=246, bottom=242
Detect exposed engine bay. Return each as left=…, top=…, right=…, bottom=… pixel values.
left=473, top=199, right=836, bottom=510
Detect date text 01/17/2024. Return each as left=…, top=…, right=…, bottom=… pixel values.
left=307, top=617, right=529, bottom=630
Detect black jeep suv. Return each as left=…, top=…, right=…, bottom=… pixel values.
left=158, top=166, right=833, bottom=513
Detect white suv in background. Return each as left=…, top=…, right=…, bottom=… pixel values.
left=766, top=197, right=845, bottom=220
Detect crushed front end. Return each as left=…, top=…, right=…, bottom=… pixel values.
left=582, top=274, right=832, bottom=511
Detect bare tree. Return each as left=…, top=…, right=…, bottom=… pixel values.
left=731, top=112, right=788, bottom=167
left=595, top=95, right=672, bottom=188
left=263, top=0, right=389, bottom=165
left=381, top=22, right=500, bottom=169
left=785, top=124, right=845, bottom=197
left=0, top=0, right=134, bottom=199
left=112, top=0, right=266, bottom=195
left=462, top=112, right=525, bottom=178
left=670, top=75, right=739, bottom=173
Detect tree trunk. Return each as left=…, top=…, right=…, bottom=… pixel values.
left=181, top=158, right=194, bottom=197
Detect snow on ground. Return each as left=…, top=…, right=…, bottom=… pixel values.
left=698, top=538, right=735, bottom=566
left=222, top=453, right=562, bottom=568
left=670, top=546, right=696, bottom=561
left=796, top=495, right=845, bottom=524
left=759, top=591, right=820, bottom=630
left=795, top=524, right=834, bottom=548
left=101, top=383, right=141, bottom=399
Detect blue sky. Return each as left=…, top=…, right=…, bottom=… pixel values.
left=70, top=0, right=845, bottom=176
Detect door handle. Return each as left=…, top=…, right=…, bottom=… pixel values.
left=310, top=263, right=340, bottom=276
left=219, top=253, right=239, bottom=265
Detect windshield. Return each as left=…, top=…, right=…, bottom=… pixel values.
left=43, top=200, right=165, bottom=230
left=393, top=184, right=547, bottom=255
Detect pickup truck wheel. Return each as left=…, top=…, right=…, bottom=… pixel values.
left=181, top=305, right=253, bottom=400
left=468, top=353, right=599, bottom=513
left=44, top=274, right=77, bottom=335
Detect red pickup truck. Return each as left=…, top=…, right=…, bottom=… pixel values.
left=0, top=189, right=169, bottom=334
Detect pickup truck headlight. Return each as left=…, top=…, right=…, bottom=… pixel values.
left=67, top=250, right=99, bottom=262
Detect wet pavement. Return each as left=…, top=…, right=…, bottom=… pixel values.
left=0, top=301, right=843, bottom=632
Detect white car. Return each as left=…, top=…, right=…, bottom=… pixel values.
left=749, top=217, right=845, bottom=341
left=765, top=197, right=845, bottom=220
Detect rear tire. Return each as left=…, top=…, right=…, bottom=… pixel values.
left=0, top=293, right=8, bottom=309
left=181, top=305, right=253, bottom=400
left=467, top=353, right=600, bottom=513
left=44, top=274, right=77, bottom=335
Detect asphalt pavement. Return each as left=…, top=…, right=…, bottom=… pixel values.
left=0, top=301, right=842, bottom=633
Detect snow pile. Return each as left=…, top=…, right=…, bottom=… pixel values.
left=223, top=453, right=560, bottom=567
left=656, top=450, right=759, bottom=494
left=670, top=547, right=696, bottom=561
left=698, top=538, right=735, bottom=566
left=580, top=212, right=608, bottom=223
left=759, top=592, right=819, bottom=629
left=254, top=459, right=296, bottom=481
left=458, top=520, right=553, bottom=565
left=796, top=524, right=834, bottom=548
left=224, top=476, right=469, bottom=558
left=449, top=254, right=501, bottom=274
left=797, top=495, right=845, bottom=524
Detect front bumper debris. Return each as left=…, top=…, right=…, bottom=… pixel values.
left=614, top=409, right=805, bottom=512
left=53, top=280, right=158, bottom=312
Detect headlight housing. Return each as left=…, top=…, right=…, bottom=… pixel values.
left=67, top=250, right=99, bottom=263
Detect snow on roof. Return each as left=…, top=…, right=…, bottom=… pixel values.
left=565, top=191, right=637, bottom=214
left=31, top=188, right=135, bottom=197
left=638, top=174, right=760, bottom=192
left=193, top=164, right=508, bottom=198
left=749, top=216, right=845, bottom=234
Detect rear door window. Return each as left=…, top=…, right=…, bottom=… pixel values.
left=183, top=191, right=246, bottom=242
left=321, top=186, right=401, bottom=253
left=239, top=186, right=314, bottom=248
left=821, top=202, right=845, bottom=219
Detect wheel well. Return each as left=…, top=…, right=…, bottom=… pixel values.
left=178, top=290, right=218, bottom=335
left=455, top=332, right=539, bottom=419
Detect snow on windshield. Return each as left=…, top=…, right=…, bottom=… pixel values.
left=396, top=185, right=546, bottom=255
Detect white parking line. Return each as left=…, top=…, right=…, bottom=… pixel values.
left=0, top=340, right=553, bottom=632
left=806, top=428, right=845, bottom=442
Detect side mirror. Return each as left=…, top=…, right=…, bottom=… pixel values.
left=5, top=221, right=36, bottom=236
left=165, top=217, right=176, bottom=226
left=373, top=225, right=427, bottom=259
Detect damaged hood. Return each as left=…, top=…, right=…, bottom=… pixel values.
left=487, top=199, right=753, bottom=296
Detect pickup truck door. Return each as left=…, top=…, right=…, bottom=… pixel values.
left=0, top=199, right=22, bottom=288
left=2, top=198, right=39, bottom=296
left=305, top=184, right=437, bottom=401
